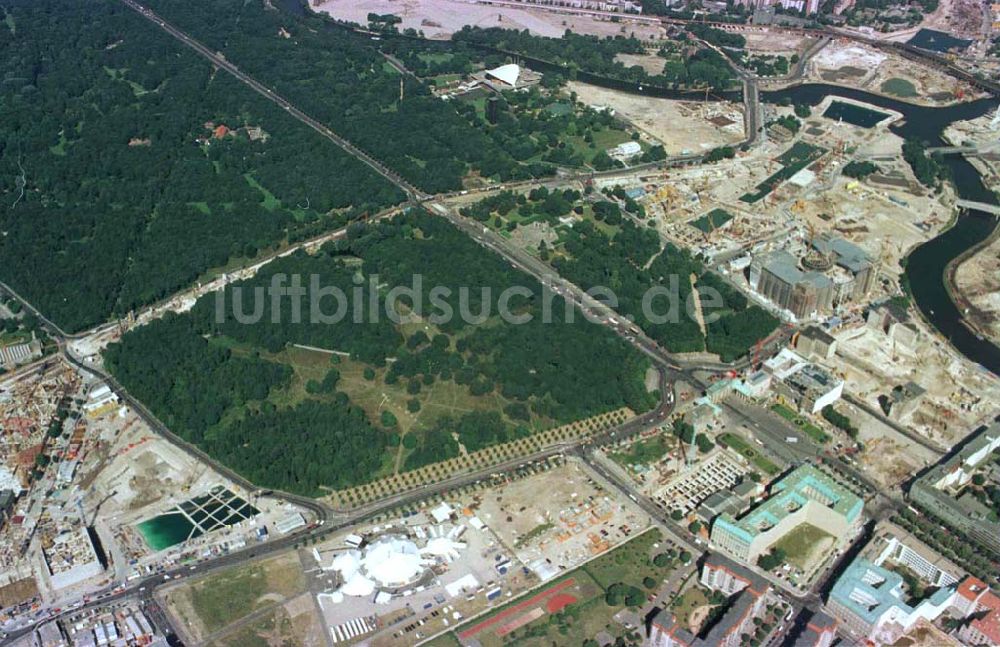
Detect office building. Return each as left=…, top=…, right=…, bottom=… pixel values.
left=909, top=421, right=1000, bottom=554
left=763, top=349, right=844, bottom=414
left=789, top=611, right=838, bottom=647
left=710, top=464, right=863, bottom=563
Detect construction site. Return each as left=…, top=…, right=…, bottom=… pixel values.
left=567, top=81, right=746, bottom=156
left=0, top=357, right=314, bottom=627
left=313, top=0, right=669, bottom=41
left=630, top=95, right=950, bottom=318
left=156, top=456, right=652, bottom=647
left=825, top=306, right=1000, bottom=449
left=804, top=39, right=982, bottom=104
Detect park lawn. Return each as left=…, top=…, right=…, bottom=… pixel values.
left=444, top=529, right=680, bottom=647
left=216, top=340, right=535, bottom=476
left=771, top=404, right=829, bottom=444
left=583, top=528, right=676, bottom=590
left=243, top=173, right=282, bottom=212
left=417, top=52, right=455, bottom=65
left=0, top=330, right=32, bottom=347
left=718, top=432, right=781, bottom=476
left=610, top=434, right=672, bottom=470
left=564, top=126, right=635, bottom=165
left=774, top=523, right=834, bottom=570
left=430, top=73, right=463, bottom=85
left=670, top=586, right=711, bottom=628
left=424, top=633, right=463, bottom=647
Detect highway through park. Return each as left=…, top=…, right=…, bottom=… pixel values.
left=0, top=1, right=934, bottom=641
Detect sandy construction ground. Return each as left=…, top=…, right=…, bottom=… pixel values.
left=568, top=81, right=745, bottom=154
left=953, top=234, right=1000, bottom=344
left=615, top=52, right=666, bottom=75
left=313, top=0, right=669, bottom=40
left=844, top=401, right=940, bottom=488
left=807, top=39, right=979, bottom=105
left=833, top=320, right=1000, bottom=448
left=743, top=31, right=811, bottom=54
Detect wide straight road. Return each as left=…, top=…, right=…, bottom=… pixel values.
left=118, top=0, right=426, bottom=201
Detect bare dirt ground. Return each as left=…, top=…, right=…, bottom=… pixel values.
left=477, top=460, right=647, bottom=573
left=953, top=233, right=1000, bottom=344
left=313, top=0, right=668, bottom=40
left=833, top=320, right=1000, bottom=448
left=568, top=81, right=745, bottom=154
left=807, top=39, right=978, bottom=104
left=743, top=31, right=811, bottom=54
left=843, top=401, right=940, bottom=488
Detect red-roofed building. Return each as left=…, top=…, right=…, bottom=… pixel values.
left=213, top=124, right=230, bottom=139
left=956, top=576, right=1000, bottom=646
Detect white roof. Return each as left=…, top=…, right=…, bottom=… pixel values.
left=486, top=64, right=521, bottom=87
left=610, top=141, right=642, bottom=157
left=445, top=573, right=479, bottom=597
left=341, top=571, right=375, bottom=597
left=430, top=502, right=453, bottom=523
left=89, top=384, right=112, bottom=401
left=361, top=537, right=425, bottom=588
left=423, top=536, right=465, bottom=562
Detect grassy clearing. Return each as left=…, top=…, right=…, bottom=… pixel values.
left=185, top=553, right=306, bottom=637
left=564, top=127, right=634, bottom=165
left=583, top=528, right=675, bottom=590
left=880, top=77, right=918, bottom=98
left=610, top=434, right=672, bottom=469
left=718, top=432, right=780, bottom=476
left=0, top=330, right=32, bottom=347
left=243, top=173, right=282, bottom=211
left=189, top=563, right=269, bottom=633
left=670, top=586, right=711, bottom=628
left=771, top=404, right=829, bottom=444
left=774, top=523, right=833, bottom=569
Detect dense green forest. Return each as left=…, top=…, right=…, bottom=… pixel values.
left=454, top=26, right=737, bottom=90
left=106, top=212, right=657, bottom=495
left=0, top=1, right=402, bottom=332
left=140, top=0, right=559, bottom=191
left=465, top=192, right=779, bottom=361
left=902, top=138, right=948, bottom=189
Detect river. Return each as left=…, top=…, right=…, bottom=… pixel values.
left=278, top=0, right=1000, bottom=374
left=767, top=84, right=1000, bottom=376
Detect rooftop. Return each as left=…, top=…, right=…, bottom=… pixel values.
left=829, top=557, right=955, bottom=625
left=715, top=464, right=863, bottom=542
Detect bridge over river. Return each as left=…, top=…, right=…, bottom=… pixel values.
left=956, top=199, right=1000, bottom=216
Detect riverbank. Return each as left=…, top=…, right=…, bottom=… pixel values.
left=946, top=218, right=1000, bottom=345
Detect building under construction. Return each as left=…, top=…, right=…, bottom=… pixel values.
left=749, top=233, right=876, bottom=319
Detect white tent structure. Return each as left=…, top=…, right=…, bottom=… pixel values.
left=324, top=528, right=469, bottom=600
left=363, top=537, right=425, bottom=588
left=485, top=64, right=521, bottom=89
